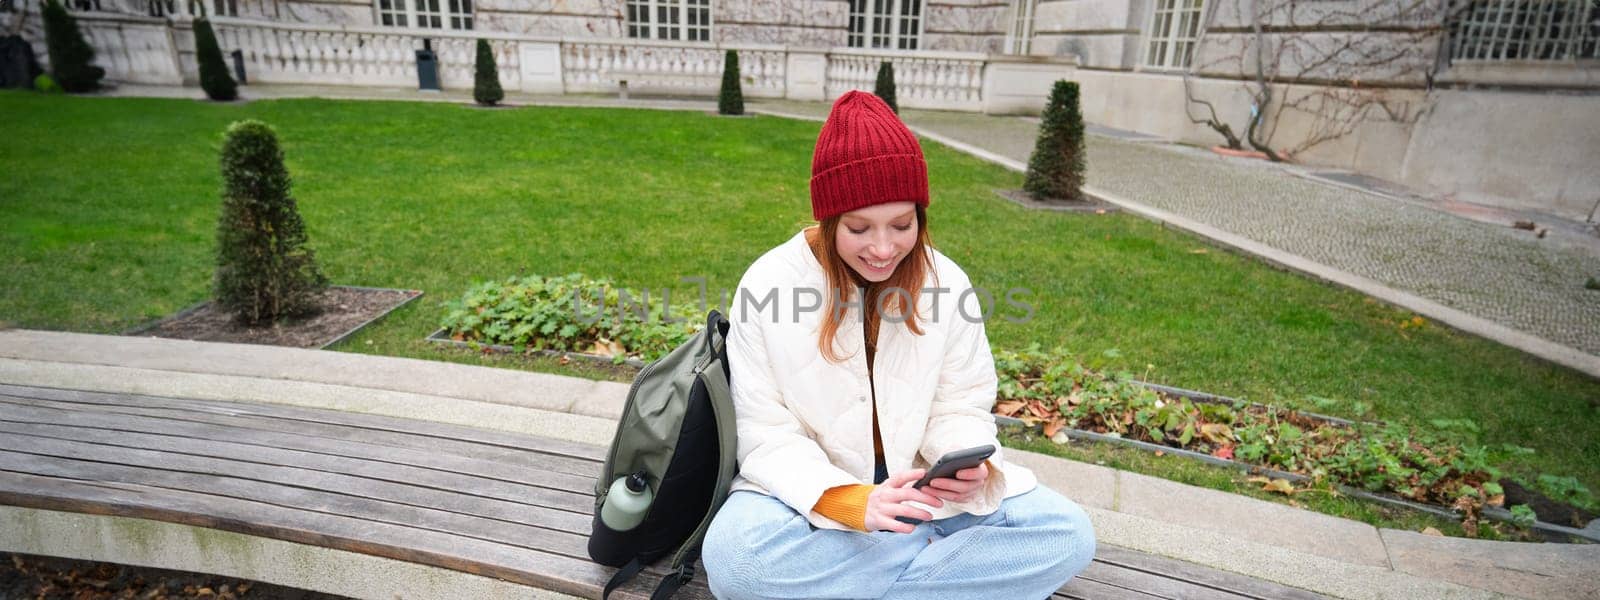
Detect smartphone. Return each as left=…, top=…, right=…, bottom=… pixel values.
left=893, top=445, right=996, bottom=526
left=912, top=445, right=996, bottom=489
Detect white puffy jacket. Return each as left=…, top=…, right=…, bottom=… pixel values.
left=726, top=230, right=1038, bottom=531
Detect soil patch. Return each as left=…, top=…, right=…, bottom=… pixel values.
left=128, top=286, right=421, bottom=349
left=993, top=188, right=1121, bottom=213
left=0, top=552, right=349, bottom=599
left=1502, top=479, right=1600, bottom=528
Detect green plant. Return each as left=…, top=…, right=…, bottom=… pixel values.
left=214, top=120, right=327, bottom=325
left=1536, top=474, right=1594, bottom=507
left=1586, top=277, right=1599, bottom=291
left=33, top=73, right=62, bottom=94
left=992, top=345, right=1523, bottom=534
left=718, top=49, right=744, bottom=116
left=873, top=61, right=897, bottom=114
left=41, top=0, right=104, bottom=92
left=193, top=19, right=237, bottom=101
left=440, top=274, right=703, bottom=362
left=1507, top=504, right=1537, bottom=528
left=473, top=39, right=503, bottom=106
left=1024, top=80, right=1087, bottom=202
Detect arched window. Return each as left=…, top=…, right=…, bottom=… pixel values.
left=848, top=0, right=922, bottom=50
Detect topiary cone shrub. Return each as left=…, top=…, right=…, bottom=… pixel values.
left=42, top=0, right=104, bottom=93
left=193, top=18, right=237, bottom=101
left=718, top=49, right=744, bottom=116
left=473, top=39, right=503, bottom=106
left=214, top=120, right=327, bottom=325
left=1024, top=80, right=1087, bottom=203
left=873, top=61, right=897, bottom=114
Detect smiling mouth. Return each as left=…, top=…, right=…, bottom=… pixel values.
left=864, top=258, right=895, bottom=270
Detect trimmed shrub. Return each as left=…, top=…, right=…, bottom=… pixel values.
left=1024, top=80, right=1087, bottom=202
left=873, top=61, right=897, bottom=114
left=41, top=0, right=104, bottom=93
left=34, top=73, right=63, bottom=93
left=193, top=19, right=237, bottom=101
left=214, top=120, right=327, bottom=325
left=473, top=39, right=503, bottom=106
left=718, top=49, right=744, bottom=116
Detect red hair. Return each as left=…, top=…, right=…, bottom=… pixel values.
left=807, top=205, right=937, bottom=363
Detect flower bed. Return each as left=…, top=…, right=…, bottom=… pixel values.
left=991, top=345, right=1598, bottom=539
left=438, top=274, right=703, bottom=364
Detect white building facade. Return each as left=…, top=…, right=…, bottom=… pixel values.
left=5, top=0, right=1599, bottom=219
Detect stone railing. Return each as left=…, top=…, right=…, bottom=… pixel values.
left=562, top=38, right=787, bottom=98
left=18, top=6, right=1079, bottom=114
left=824, top=48, right=987, bottom=112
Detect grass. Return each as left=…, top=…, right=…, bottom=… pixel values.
left=2, top=90, right=1598, bottom=521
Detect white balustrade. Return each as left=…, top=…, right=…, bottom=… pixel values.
left=823, top=47, right=986, bottom=111
left=23, top=9, right=1079, bottom=113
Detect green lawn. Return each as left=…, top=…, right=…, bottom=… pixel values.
left=2, top=91, right=1597, bottom=512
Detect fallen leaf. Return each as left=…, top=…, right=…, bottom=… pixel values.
left=1212, top=445, right=1235, bottom=460
left=1487, top=494, right=1505, bottom=507
left=1199, top=423, right=1233, bottom=444
left=558, top=355, right=571, bottom=365
left=1421, top=527, right=1443, bottom=536
left=1154, top=450, right=1165, bottom=457
left=1513, top=220, right=1536, bottom=230
left=1249, top=476, right=1296, bottom=495
left=1043, top=417, right=1067, bottom=438
left=995, top=400, right=1025, bottom=416
left=1189, top=248, right=1209, bottom=254
left=1050, top=430, right=1071, bottom=444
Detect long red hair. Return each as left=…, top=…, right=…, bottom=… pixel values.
left=807, top=205, right=937, bottom=363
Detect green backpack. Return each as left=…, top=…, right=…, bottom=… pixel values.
left=588, top=310, right=736, bottom=599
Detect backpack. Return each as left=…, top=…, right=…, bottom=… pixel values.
left=588, top=310, right=736, bottom=599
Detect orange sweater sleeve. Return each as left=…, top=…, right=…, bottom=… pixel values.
left=813, top=484, right=874, bottom=531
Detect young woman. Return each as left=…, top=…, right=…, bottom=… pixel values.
left=701, top=91, right=1096, bottom=599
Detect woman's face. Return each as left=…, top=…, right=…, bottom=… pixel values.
left=834, top=201, right=918, bottom=283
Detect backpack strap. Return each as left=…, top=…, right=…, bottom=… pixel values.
left=650, top=563, right=696, bottom=600
left=602, top=557, right=646, bottom=600
left=659, top=357, right=738, bottom=589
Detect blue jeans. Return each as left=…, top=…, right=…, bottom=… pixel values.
left=702, top=485, right=1095, bottom=600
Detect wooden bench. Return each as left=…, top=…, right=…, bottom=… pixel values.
left=0, top=383, right=1327, bottom=600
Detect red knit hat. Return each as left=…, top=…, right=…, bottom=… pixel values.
left=809, top=91, right=929, bottom=221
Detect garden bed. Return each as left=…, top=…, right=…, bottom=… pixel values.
left=123, top=286, right=422, bottom=349
left=994, top=375, right=1600, bottom=544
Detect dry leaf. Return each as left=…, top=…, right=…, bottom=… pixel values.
left=1043, top=417, right=1066, bottom=438
left=1212, top=445, right=1235, bottom=460
left=1487, top=494, right=1505, bottom=507
left=1421, top=527, right=1443, bottom=536
left=995, top=400, right=1025, bottom=416
left=558, top=355, right=571, bottom=365
left=1249, top=476, right=1296, bottom=495
left=1189, top=248, right=1209, bottom=254
left=1199, top=423, right=1233, bottom=444
left=1154, top=450, right=1165, bottom=457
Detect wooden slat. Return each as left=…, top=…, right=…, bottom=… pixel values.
left=0, top=470, right=713, bottom=600
left=0, top=442, right=594, bottom=559
left=0, top=397, right=600, bottom=502
left=0, top=419, right=594, bottom=533
left=1074, top=561, right=1235, bottom=600
left=0, top=383, right=609, bottom=463
left=1092, top=545, right=1329, bottom=600
left=0, top=386, right=607, bottom=477
left=1056, top=575, right=1168, bottom=600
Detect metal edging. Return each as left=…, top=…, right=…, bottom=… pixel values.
left=423, top=328, right=649, bottom=369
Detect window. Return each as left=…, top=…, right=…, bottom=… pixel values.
left=848, top=0, right=922, bottom=50
left=212, top=0, right=236, bottom=16
left=626, top=0, right=711, bottom=42
left=1143, top=0, right=1203, bottom=69
left=1005, top=0, right=1036, bottom=54
left=377, top=0, right=472, bottom=30
left=1449, top=0, right=1598, bottom=61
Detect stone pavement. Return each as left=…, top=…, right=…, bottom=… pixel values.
left=5, top=330, right=1600, bottom=599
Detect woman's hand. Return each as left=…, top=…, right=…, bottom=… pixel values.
left=864, top=469, right=945, bottom=534
left=923, top=461, right=989, bottom=504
